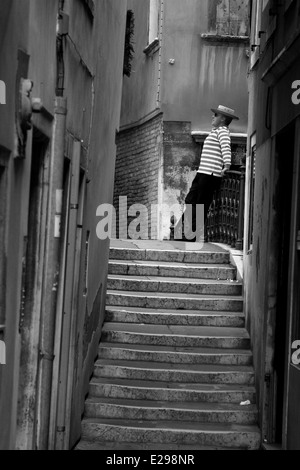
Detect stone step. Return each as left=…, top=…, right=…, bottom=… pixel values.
left=108, top=260, right=236, bottom=280
left=106, top=290, right=243, bottom=311
left=107, top=275, right=242, bottom=295
left=101, top=323, right=250, bottom=349
left=75, top=439, right=239, bottom=450
left=84, top=397, right=258, bottom=424
left=94, top=360, right=255, bottom=384
left=98, top=343, right=253, bottom=366
left=105, top=306, right=245, bottom=327
left=89, top=377, right=256, bottom=403
left=81, top=419, right=261, bottom=449
left=109, top=247, right=230, bottom=264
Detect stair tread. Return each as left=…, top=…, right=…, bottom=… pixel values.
left=106, top=306, right=244, bottom=316
left=109, top=259, right=235, bottom=269
left=75, top=440, right=238, bottom=450
left=108, top=274, right=241, bottom=285
left=95, top=359, right=254, bottom=372
left=90, top=377, right=256, bottom=391
left=107, top=290, right=242, bottom=300
left=78, top=242, right=261, bottom=450
left=102, top=323, right=249, bottom=337
left=110, top=241, right=228, bottom=252
left=99, top=343, right=252, bottom=355
left=82, top=418, right=260, bottom=433
left=86, top=397, right=257, bottom=411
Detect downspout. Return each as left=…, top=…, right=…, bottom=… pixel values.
left=35, top=0, right=67, bottom=449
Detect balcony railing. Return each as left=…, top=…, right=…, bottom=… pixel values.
left=206, top=167, right=246, bottom=250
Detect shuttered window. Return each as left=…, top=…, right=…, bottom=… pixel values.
left=208, top=0, right=249, bottom=36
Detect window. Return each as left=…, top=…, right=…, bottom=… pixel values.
left=149, top=0, right=160, bottom=43
left=144, top=0, right=160, bottom=54
left=123, top=10, right=135, bottom=77
left=250, top=0, right=262, bottom=68
left=208, top=0, right=249, bottom=36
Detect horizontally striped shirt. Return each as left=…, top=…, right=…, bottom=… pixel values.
left=198, top=126, right=231, bottom=178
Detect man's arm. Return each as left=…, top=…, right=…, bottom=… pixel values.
left=218, top=128, right=231, bottom=176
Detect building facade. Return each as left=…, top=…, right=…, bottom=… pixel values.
left=114, top=0, right=250, bottom=239
left=244, top=0, right=300, bottom=449
left=0, top=0, right=127, bottom=450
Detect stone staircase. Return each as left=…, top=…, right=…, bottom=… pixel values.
left=76, top=241, right=261, bottom=450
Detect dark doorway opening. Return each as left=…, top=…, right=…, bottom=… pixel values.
left=273, top=122, right=295, bottom=444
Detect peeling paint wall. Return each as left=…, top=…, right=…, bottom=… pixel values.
left=161, top=122, right=200, bottom=238
left=160, top=0, right=249, bottom=238
left=0, top=0, right=127, bottom=450
left=116, top=0, right=249, bottom=240
left=161, top=0, right=249, bottom=133
left=120, top=0, right=161, bottom=127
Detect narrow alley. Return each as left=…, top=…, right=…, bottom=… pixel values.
left=0, top=0, right=300, bottom=454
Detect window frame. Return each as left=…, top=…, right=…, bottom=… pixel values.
left=144, top=0, right=161, bottom=55
left=250, top=0, right=262, bottom=69
left=247, top=132, right=256, bottom=253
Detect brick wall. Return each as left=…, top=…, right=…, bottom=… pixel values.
left=114, top=113, right=163, bottom=239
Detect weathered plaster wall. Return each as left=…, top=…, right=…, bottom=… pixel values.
left=0, top=0, right=127, bottom=449
left=120, top=0, right=161, bottom=127
left=161, top=0, right=249, bottom=133
left=65, top=0, right=128, bottom=447
left=0, top=0, right=57, bottom=450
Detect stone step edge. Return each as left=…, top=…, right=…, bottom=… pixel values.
left=85, top=397, right=258, bottom=411
left=75, top=440, right=241, bottom=450
left=105, top=306, right=245, bottom=315
left=109, top=260, right=235, bottom=269
left=95, top=359, right=254, bottom=372
left=107, top=289, right=243, bottom=299
left=102, top=325, right=249, bottom=338
left=99, top=343, right=253, bottom=355
left=82, top=417, right=261, bottom=433
left=109, top=247, right=230, bottom=260
left=107, top=274, right=242, bottom=285
left=89, top=377, right=257, bottom=391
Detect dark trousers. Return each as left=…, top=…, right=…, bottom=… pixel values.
left=175, top=173, right=221, bottom=241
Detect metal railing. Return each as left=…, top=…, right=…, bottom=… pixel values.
left=206, top=166, right=246, bottom=250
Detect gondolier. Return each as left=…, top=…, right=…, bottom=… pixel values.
left=176, top=104, right=239, bottom=242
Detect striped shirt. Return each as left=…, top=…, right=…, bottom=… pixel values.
left=197, top=126, right=231, bottom=178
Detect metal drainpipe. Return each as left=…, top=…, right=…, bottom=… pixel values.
left=36, top=97, right=67, bottom=449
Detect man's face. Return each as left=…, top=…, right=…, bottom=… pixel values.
left=212, top=113, right=224, bottom=128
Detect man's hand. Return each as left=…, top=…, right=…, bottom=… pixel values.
left=221, top=166, right=230, bottom=177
